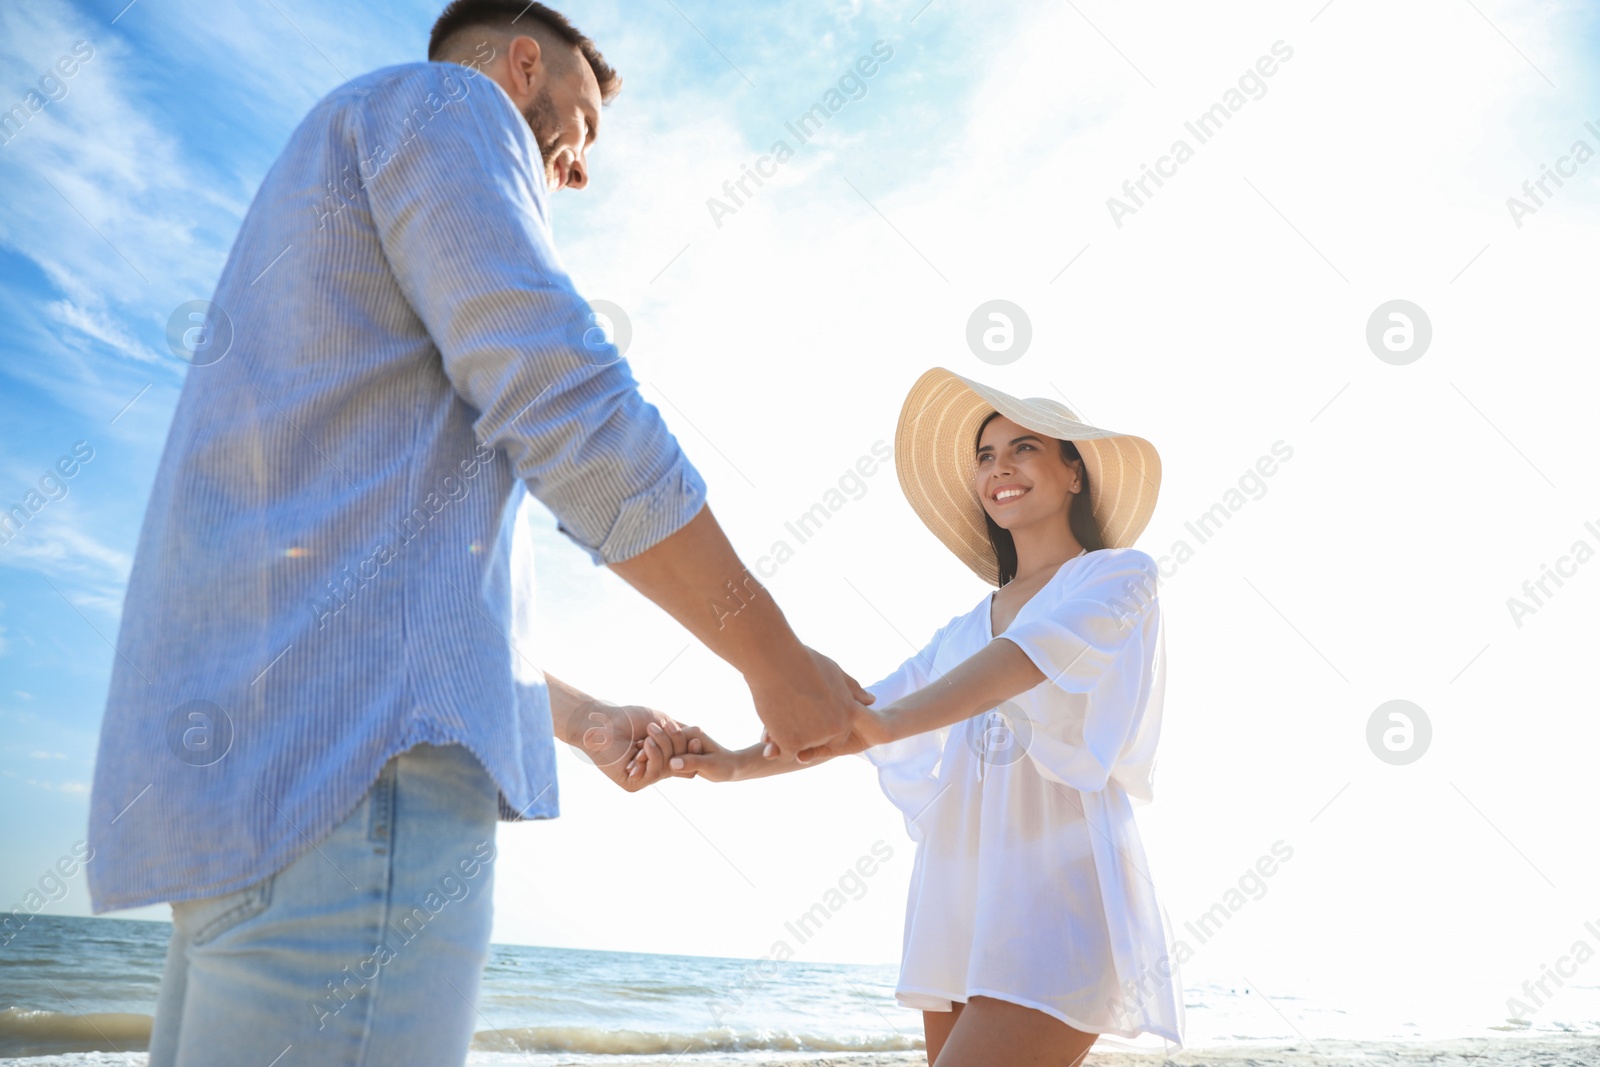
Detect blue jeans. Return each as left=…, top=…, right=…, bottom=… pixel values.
left=148, top=743, right=500, bottom=1066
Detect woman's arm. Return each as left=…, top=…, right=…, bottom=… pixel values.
left=879, top=637, right=1045, bottom=743
left=795, top=637, right=1047, bottom=760
left=658, top=627, right=1043, bottom=774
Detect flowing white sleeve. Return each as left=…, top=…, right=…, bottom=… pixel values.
left=997, top=549, right=1164, bottom=795
left=858, top=614, right=964, bottom=839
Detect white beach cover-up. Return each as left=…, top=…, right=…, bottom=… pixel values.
left=863, top=546, right=1184, bottom=1050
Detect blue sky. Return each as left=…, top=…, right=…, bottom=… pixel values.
left=0, top=0, right=1033, bottom=933
left=6, top=0, right=1600, bottom=1032
left=0, top=0, right=975, bottom=881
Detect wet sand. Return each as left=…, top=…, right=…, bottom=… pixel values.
left=529, top=1035, right=1599, bottom=1066
left=7, top=1034, right=1598, bottom=1066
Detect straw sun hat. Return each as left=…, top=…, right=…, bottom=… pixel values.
left=894, top=367, right=1162, bottom=587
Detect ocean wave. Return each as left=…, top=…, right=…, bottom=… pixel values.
left=0, top=1007, right=152, bottom=1057
left=468, top=1025, right=924, bottom=1055
left=0, top=1008, right=921, bottom=1058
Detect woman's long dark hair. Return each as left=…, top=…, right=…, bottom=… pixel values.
left=977, top=411, right=1105, bottom=586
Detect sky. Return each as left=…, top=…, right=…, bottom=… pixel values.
left=3, top=0, right=1600, bottom=1038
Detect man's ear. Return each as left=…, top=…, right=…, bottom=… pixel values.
left=505, top=33, right=545, bottom=95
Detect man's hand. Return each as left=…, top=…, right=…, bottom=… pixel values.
left=768, top=694, right=896, bottom=767
left=750, top=647, right=875, bottom=761
left=546, top=673, right=700, bottom=793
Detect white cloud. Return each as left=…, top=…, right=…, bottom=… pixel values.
left=1, top=512, right=133, bottom=618
left=0, top=1, right=298, bottom=434
left=24, top=777, right=91, bottom=794
left=44, top=298, right=166, bottom=365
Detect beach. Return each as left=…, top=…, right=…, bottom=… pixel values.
left=530, top=1042, right=1600, bottom=1066
left=3, top=917, right=1597, bottom=1066
left=6, top=1036, right=1600, bottom=1066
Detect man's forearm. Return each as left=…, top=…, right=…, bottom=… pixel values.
left=609, top=504, right=860, bottom=757
left=608, top=505, right=812, bottom=684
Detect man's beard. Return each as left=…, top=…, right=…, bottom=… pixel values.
left=521, top=85, right=564, bottom=186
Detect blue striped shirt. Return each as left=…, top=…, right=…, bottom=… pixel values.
left=86, top=61, right=707, bottom=912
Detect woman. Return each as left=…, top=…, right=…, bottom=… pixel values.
left=638, top=367, right=1184, bottom=1066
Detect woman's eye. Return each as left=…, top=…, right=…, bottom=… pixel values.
left=1017, top=443, right=1035, bottom=452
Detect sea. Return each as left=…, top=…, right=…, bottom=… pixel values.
left=3, top=914, right=1599, bottom=1064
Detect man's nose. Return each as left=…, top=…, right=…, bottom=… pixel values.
left=566, top=156, right=587, bottom=190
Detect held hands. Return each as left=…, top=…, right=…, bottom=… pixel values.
left=559, top=695, right=862, bottom=791
left=747, top=646, right=876, bottom=761
left=641, top=722, right=750, bottom=782
left=785, top=694, right=897, bottom=762
left=549, top=673, right=707, bottom=793
left=549, top=645, right=891, bottom=792
left=560, top=700, right=701, bottom=793
left=641, top=695, right=899, bottom=783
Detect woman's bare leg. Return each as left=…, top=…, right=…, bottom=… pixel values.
left=922, top=1003, right=964, bottom=1066
left=932, top=995, right=1097, bottom=1067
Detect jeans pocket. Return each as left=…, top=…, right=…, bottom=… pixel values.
left=173, top=875, right=275, bottom=946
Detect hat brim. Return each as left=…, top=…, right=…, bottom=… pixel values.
left=894, top=367, right=1162, bottom=586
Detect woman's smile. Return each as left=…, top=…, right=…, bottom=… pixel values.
left=991, top=483, right=1030, bottom=504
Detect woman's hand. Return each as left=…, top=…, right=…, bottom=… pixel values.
left=643, top=722, right=748, bottom=782
left=652, top=710, right=891, bottom=782
left=643, top=721, right=786, bottom=782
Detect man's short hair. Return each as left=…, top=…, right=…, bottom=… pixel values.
left=428, top=0, right=622, bottom=103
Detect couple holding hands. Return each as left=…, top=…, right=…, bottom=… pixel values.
left=86, top=3, right=1183, bottom=1064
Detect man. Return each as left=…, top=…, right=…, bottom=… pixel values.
left=86, top=2, right=868, bottom=1063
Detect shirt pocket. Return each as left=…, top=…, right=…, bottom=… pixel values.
left=172, top=875, right=275, bottom=946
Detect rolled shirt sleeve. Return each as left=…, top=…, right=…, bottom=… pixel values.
left=357, top=63, right=705, bottom=564
left=998, top=548, right=1163, bottom=793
